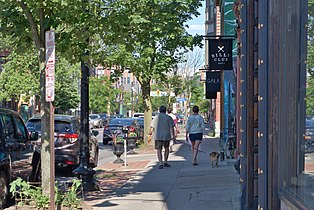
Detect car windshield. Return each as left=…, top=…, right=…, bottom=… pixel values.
left=109, top=119, right=133, bottom=126
left=26, top=120, right=41, bottom=132
left=26, top=120, right=73, bottom=133
left=90, top=115, right=99, bottom=119
left=99, top=114, right=107, bottom=118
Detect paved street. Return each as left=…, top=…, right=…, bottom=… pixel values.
left=93, top=127, right=117, bottom=165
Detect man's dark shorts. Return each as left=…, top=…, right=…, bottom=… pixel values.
left=155, top=140, right=170, bottom=149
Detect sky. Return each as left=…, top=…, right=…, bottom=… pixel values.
left=186, top=3, right=205, bottom=36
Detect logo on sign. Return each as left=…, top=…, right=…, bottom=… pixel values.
left=205, top=71, right=221, bottom=99
left=208, top=39, right=233, bottom=70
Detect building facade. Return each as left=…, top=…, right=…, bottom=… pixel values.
left=235, top=0, right=309, bottom=209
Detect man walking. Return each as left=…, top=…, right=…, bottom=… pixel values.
left=150, top=105, right=176, bottom=169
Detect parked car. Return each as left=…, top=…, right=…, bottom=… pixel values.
left=136, top=118, right=144, bottom=144
left=305, top=119, right=314, bottom=152
left=89, top=114, right=103, bottom=128
left=26, top=115, right=99, bottom=181
left=0, top=108, right=38, bottom=208
left=99, top=113, right=109, bottom=126
left=103, top=118, right=143, bottom=145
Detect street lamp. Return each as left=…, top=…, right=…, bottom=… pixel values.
left=73, top=0, right=98, bottom=191
left=73, top=57, right=98, bottom=191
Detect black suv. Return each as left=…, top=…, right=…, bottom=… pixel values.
left=0, top=108, right=38, bottom=208
left=26, top=115, right=99, bottom=181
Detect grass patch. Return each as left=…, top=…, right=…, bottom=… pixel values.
left=96, top=172, right=117, bottom=179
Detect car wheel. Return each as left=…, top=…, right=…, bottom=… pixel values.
left=0, top=171, right=9, bottom=209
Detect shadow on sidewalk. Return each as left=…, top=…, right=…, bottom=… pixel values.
left=85, top=136, right=241, bottom=210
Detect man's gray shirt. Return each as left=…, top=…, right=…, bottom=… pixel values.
left=150, top=113, right=175, bottom=141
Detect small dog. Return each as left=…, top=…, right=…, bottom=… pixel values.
left=209, top=152, right=220, bottom=168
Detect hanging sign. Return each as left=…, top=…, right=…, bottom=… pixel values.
left=208, top=38, right=233, bottom=70
left=205, top=71, right=221, bottom=99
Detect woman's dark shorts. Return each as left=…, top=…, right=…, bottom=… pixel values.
left=155, top=140, right=170, bottom=149
left=189, top=133, right=203, bottom=141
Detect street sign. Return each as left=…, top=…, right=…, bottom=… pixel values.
left=45, top=30, right=55, bottom=102
left=150, top=91, right=175, bottom=97
left=177, top=98, right=187, bottom=102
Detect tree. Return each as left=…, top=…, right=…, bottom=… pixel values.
left=307, top=0, right=314, bottom=75
left=102, top=0, right=203, bottom=142
left=0, top=49, right=39, bottom=102
left=89, top=76, right=118, bottom=114
left=0, top=0, right=104, bottom=194
left=54, top=58, right=80, bottom=113
left=155, top=68, right=184, bottom=107
left=178, top=47, right=204, bottom=77
left=175, top=47, right=205, bottom=121
left=307, top=77, right=314, bottom=115
left=0, top=50, right=81, bottom=114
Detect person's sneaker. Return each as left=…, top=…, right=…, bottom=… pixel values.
left=158, top=165, right=164, bottom=169
left=164, top=163, right=171, bottom=167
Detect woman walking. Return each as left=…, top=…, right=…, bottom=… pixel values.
left=185, top=105, right=205, bottom=165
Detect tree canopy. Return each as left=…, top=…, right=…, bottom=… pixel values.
left=89, top=76, right=119, bottom=114
left=100, top=0, right=203, bottom=142
left=0, top=49, right=39, bottom=101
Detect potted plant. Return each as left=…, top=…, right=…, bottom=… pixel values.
left=127, top=130, right=138, bottom=154
left=111, top=132, right=124, bottom=164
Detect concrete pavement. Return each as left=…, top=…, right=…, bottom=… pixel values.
left=85, top=132, right=241, bottom=210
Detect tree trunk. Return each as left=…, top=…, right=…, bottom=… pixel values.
left=141, top=81, right=152, bottom=144
left=39, top=48, right=52, bottom=195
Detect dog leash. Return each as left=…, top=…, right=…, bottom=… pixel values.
left=175, top=133, right=222, bottom=155
left=176, top=140, right=210, bottom=155
left=202, top=134, right=222, bottom=152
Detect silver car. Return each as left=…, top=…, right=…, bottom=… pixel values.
left=89, top=114, right=103, bottom=128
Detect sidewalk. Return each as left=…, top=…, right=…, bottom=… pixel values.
left=84, top=132, right=241, bottom=210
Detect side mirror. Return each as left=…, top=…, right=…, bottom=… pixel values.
left=29, top=131, right=39, bottom=140
left=92, top=130, right=99, bottom=137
